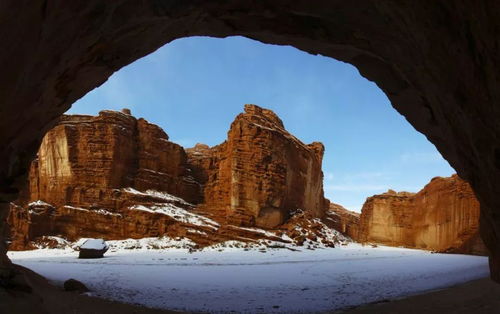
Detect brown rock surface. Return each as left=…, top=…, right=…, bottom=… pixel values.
left=26, top=110, right=201, bottom=209
left=358, top=175, right=488, bottom=255
left=189, top=104, right=327, bottom=228
left=326, top=202, right=360, bottom=240
left=8, top=189, right=216, bottom=250
left=7, top=109, right=209, bottom=250
left=63, top=279, right=90, bottom=293
left=8, top=107, right=341, bottom=251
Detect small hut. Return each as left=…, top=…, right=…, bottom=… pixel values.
left=77, top=238, right=109, bottom=258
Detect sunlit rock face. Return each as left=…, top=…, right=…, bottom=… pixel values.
left=358, top=175, right=488, bottom=255
left=187, top=104, right=327, bottom=228
left=25, top=110, right=202, bottom=208
left=8, top=107, right=336, bottom=250
left=7, top=110, right=206, bottom=250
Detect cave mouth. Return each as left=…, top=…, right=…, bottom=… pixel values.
left=2, top=2, right=500, bottom=312
left=67, top=35, right=456, bottom=213
left=5, top=35, right=488, bottom=313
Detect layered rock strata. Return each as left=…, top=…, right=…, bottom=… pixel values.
left=188, top=104, right=327, bottom=228
left=25, top=109, right=201, bottom=208
left=8, top=106, right=339, bottom=250
left=326, top=202, right=360, bottom=240
left=358, top=175, right=488, bottom=255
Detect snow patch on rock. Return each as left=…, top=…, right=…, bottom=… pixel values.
left=129, top=204, right=219, bottom=229
left=28, top=200, right=53, bottom=207
left=122, top=187, right=192, bottom=205
left=79, top=238, right=108, bottom=250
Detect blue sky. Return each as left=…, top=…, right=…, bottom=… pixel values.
left=69, top=36, right=455, bottom=212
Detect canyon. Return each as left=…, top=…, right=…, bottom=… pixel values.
left=358, top=175, right=488, bottom=255
left=3, top=103, right=490, bottom=314
left=8, top=105, right=342, bottom=250
left=7, top=106, right=485, bottom=258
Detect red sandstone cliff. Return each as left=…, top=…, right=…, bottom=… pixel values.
left=358, top=175, right=488, bottom=255
left=8, top=106, right=341, bottom=250
left=8, top=109, right=205, bottom=249
left=8, top=108, right=486, bottom=255
left=188, top=104, right=327, bottom=228
left=326, top=202, right=360, bottom=240
left=26, top=109, right=201, bottom=208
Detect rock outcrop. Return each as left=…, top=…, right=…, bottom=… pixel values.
left=188, top=104, right=327, bottom=228
left=25, top=109, right=201, bottom=209
left=326, top=202, right=360, bottom=240
left=7, top=109, right=207, bottom=249
left=8, top=106, right=341, bottom=251
left=358, top=175, right=488, bottom=255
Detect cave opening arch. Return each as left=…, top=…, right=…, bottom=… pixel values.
left=1, top=1, right=499, bottom=283
left=66, top=34, right=456, bottom=216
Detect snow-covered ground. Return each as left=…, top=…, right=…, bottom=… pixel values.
left=9, top=243, right=489, bottom=313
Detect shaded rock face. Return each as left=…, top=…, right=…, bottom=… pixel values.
left=8, top=106, right=334, bottom=250
left=326, top=202, right=360, bottom=240
left=189, top=105, right=326, bottom=228
left=358, top=175, right=488, bottom=255
left=1, top=1, right=500, bottom=280
left=63, top=278, right=90, bottom=293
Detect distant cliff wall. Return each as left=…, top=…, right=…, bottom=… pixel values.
left=326, top=202, right=360, bottom=240
left=358, top=175, right=487, bottom=255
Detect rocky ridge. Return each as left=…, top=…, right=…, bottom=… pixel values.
left=8, top=106, right=345, bottom=251
left=188, top=104, right=327, bottom=228
left=8, top=107, right=485, bottom=256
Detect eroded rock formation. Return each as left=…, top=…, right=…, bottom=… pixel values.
left=188, top=104, right=327, bottom=228
left=8, top=106, right=341, bottom=251
left=24, top=109, right=201, bottom=209
left=358, top=175, right=488, bottom=255
left=8, top=109, right=204, bottom=249
left=326, top=202, right=360, bottom=240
